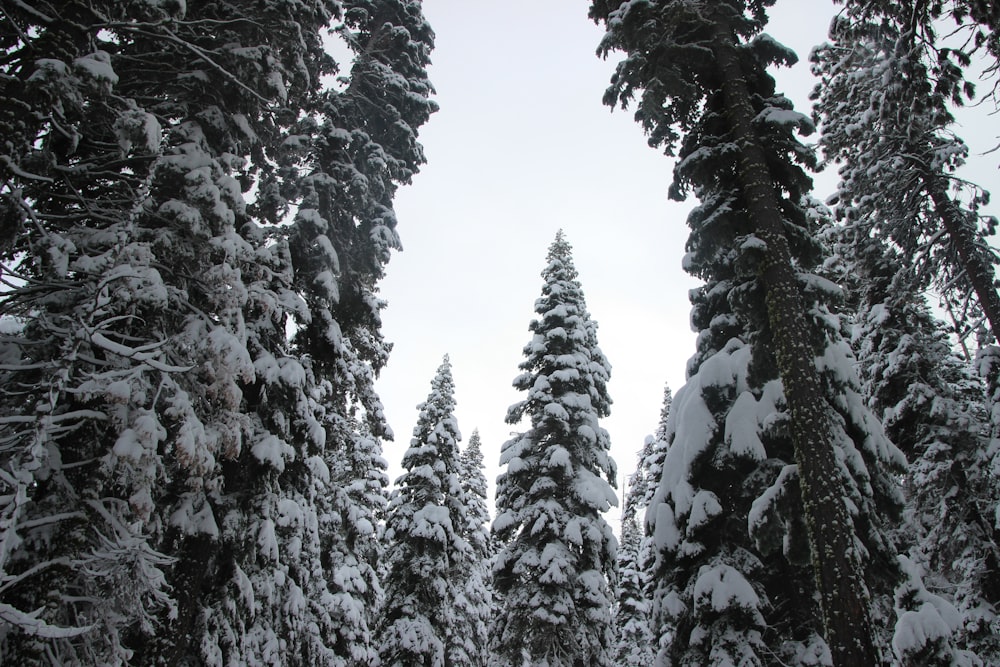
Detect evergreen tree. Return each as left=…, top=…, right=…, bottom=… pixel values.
left=811, top=3, right=1000, bottom=342
left=640, top=384, right=672, bottom=510
left=453, top=429, right=493, bottom=667
left=637, top=384, right=672, bottom=658
left=836, top=227, right=999, bottom=663
left=591, top=2, right=920, bottom=664
left=0, top=0, right=436, bottom=663
left=280, top=1, right=436, bottom=661
left=613, top=460, right=654, bottom=667
left=492, top=231, right=619, bottom=667
left=377, top=356, right=470, bottom=667
left=0, top=1, right=338, bottom=662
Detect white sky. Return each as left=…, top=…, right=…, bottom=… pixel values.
left=374, top=0, right=998, bottom=530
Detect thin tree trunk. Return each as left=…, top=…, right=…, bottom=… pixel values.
left=710, top=17, right=881, bottom=667
left=924, top=174, right=1000, bottom=341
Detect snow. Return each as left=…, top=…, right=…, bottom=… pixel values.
left=692, top=564, right=763, bottom=617
left=72, top=51, right=118, bottom=88
left=754, top=106, right=814, bottom=133
left=687, top=490, right=722, bottom=532
left=724, top=391, right=767, bottom=461
left=574, top=468, right=618, bottom=512
left=251, top=434, right=294, bottom=471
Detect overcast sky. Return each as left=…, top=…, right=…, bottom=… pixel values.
left=373, top=0, right=997, bottom=528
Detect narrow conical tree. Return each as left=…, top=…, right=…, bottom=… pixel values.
left=492, top=231, right=618, bottom=667
left=377, top=356, right=470, bottom=667
left=613, top=460, right=654, bottom=667
left=453, top=429, right=493, bottom=667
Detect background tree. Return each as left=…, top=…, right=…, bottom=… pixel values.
left=613, top=457, right=654, bottom=667
left=830, top=223, right=999, bottom=663
left=811, top=3, right=1000, bottom=343
left=450, top=429, right=493, bottom=667
left=491, top=231, right=618, bottom=667
left=377, top=355, right=469, bottom=667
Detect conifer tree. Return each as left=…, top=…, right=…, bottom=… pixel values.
left=377, top=356, right=470, bottom=667
left=640, top=384, right=672, bottom=510
left=492, top=231, right=618, bottom=667
left=0, top=1, right=338, bottom=662
left=280, top=1, right=436, bottom=660
left=834, top=226, right=999, bottom=663
left=0, top=0, right=436, bottom=663
left=613, top=460, right=654, bottom=667
left=591, top=2, right=920, bottom=664
left=452, top=429, right=493, bottom=667
left=811, top=3, right=1000, bottom=341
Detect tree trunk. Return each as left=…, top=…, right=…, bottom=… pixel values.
left=709, top=18, right=882, bottom=667
left=924, top=174, right=1000, bottom=341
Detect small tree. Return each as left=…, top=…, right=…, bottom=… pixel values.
left=614, top=462, right=655, bottom=667
left=453, top=429, right=493, bottom=667
left=492, top=231, right=618, bottom=667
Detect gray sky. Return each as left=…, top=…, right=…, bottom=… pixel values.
left=374, top=0, right=997, bottom=527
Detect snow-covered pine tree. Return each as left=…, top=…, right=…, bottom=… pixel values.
left=0, top=4, right=173, bottom=661
left=613, top=459, right=654, bottom=667
left=835, top=226, right=999, bottom=663
left=491, top=231, right=619, bottom=667
left=276, top=1, right=436, bottom=661
left=377, top=356, right=470, bottom=667
left=636, top=384, right=671, bottom=657
left=1, top=0, right=338, bottom=662
left=591, top=2, right=919, bottom=664
left=811, top=4, right=1000, bottom=342
left=640, top=384, right=672, bottom=510
left=0, top=0, right=436, bottom=663
left=453, top=429, right=493, bottom=667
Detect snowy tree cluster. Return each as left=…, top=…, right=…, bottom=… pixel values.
left=0, top=0, right=435, bottom=664
left=591, top=0, right=1000, bottom=665
left=4, top=0, right=1000, bottom=666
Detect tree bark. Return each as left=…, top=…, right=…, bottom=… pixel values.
left=710, top=18, right=881, bottom=667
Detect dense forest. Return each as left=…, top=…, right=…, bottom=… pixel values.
left=1, top=1, right=999, bottom=666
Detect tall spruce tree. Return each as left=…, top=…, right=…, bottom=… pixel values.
left=377, top=356, right=470, bottom=667
left=591, top=2, right=926, bottom=664
left=0, top=1, right=339, bottom=662
left=491, top=231, right=618, bottom=667
left=281, top=0, right=437, bottom=660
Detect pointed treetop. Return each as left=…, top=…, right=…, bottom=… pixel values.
left=544, top=229, right=579, bottom=279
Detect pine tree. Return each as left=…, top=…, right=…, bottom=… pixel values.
left=613, top=459, right=654, bottom=667
left=640, top=384, right=672, bottom=510
left=280, top=1, right=436, bottom=661
left=452, top=429, right=493, bottom=667
left=811, top=3, right=1000, bottom=342
left=492, top=231, right=618, bottom=667
left=0, top=0, right=436, bottom=663
left=377, top=356, right=470, bottom=667
left=0, top=1, right=337, bottom=662
left=591, top=2, right=919, bottom=664
left=834, top=226, right=999, bottom=663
